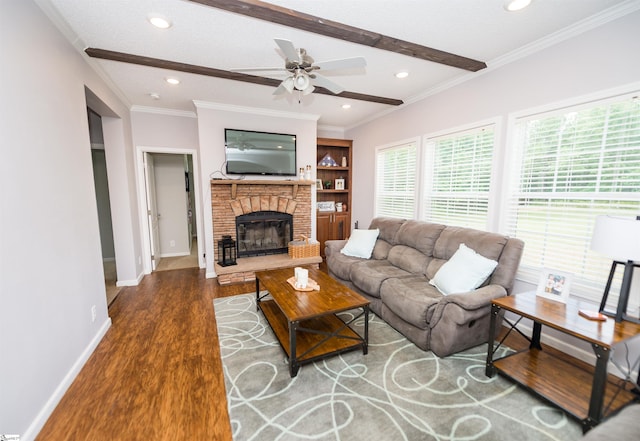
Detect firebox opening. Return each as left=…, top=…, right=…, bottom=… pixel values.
left=235, top=211, right=293, bottom=258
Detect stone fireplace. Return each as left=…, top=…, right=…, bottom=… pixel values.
left=211, top=180, right=318, bottom=284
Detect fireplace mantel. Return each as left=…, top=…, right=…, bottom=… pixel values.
left=211, top=179, right=314, bottom=199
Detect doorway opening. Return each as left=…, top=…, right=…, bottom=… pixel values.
left=87, top=108, right=120, bottom=305
left=139, top=149, right=203, bottom=274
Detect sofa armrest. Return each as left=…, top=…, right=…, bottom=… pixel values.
left=429, top=285, right=507, bottom=328
left=325, top=239, right=348, bottom=257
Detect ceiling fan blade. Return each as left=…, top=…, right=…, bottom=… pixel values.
left=272, top=83, right=288, bottom=95
left=274, top=38, right=300, bottom=62
left=273, top=76, right=295, bottom=95
left=315, top=57, right=366, bottom=71
left=230, top=67, right=286, bottom=72
left=311, top=73, right=344, bottom=95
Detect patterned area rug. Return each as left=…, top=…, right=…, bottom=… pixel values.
left=214, top=294, right=582, bottom=441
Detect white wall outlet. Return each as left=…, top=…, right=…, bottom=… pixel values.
left=170, top=240, right=175, bottom=247
left=91, top=305, right=97, bottom=322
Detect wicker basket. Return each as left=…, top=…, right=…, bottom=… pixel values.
left=288, top=235, right=320, bottom=258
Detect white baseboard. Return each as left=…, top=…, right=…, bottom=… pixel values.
left=21, top=318, right=112, bottom=441
left=159, top=251, right=190, bottom=258
left=116, top=271, right=144, bottom=287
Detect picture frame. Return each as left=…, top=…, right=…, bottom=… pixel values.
left=536, top=268, right=572, bottom=303
left=317, top=201, right=336, bottom=212
left=316, top=179, right=323, bottom=191
left=335, top=178, right=345, bottom=190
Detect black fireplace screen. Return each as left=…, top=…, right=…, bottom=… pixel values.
left=235, top=211, right=293, bottom=257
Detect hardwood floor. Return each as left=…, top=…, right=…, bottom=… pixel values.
left=36, top=268, right=252, bottom=441
left=35, top=266, right=631, bottom=440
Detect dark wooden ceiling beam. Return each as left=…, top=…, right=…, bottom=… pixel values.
left=187, top=0, right=487, bottom=72
left=85, top=48, right=404, bottom=106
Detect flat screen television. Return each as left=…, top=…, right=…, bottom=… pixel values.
left=225, top=128, right=297, bottom=176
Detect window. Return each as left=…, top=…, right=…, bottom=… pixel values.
left=422, top=125, right=495, bottom=230
left=506, top=94, right=640, bottom=302
left=375, top=141, right=418, bottom=219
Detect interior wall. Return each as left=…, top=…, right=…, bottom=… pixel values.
left=130, top=110, right=201, bottom=271
left=0, top=1, right=139, bottom=439
left=193, top=102, right=319, bottom=278
left=346, top=10, right=640, bottom=231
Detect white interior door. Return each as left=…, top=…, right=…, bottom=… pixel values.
left=143, top=152, right=161, bottom=270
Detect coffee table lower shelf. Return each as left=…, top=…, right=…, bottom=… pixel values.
left=493, top=348, right=635, bottom=423
left=259, top=299, right=366, bottom=376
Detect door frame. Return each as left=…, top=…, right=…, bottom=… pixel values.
left=135, top=146, right=204, bottom=274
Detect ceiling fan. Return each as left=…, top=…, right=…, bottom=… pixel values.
left=231, top=39, right=366, bottom=96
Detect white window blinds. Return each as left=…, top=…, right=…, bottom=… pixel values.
left=423, top=126, right=495, bottom=230
left=375, top=142, right=417, bottom=219
left=506, top=95, right=640, bottom=301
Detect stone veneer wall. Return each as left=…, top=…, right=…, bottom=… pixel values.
left=211, top=181, right=313, bottom=262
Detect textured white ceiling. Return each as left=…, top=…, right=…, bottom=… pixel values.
left=38, top=0, right=639, bottom=128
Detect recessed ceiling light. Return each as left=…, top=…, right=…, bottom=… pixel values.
left=165, top=77, right=180, bottom=85
left=149, top=93, right=160, bottom=100
left=342, top=104, right=351, bottom=110
left=395, top=71, right=409, bottom=79
left=148, top=14, right=172, bottom=29
left=504, top=0, right=532, bottom=12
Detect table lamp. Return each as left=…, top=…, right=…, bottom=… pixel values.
left=590, top=215, right=640, bottom=323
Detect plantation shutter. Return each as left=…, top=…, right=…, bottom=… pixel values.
left=505, top=94, right=640, bottom=302
left=423, top=126, right=495, bottom=230
left=375, top=142, right=417, bottom=219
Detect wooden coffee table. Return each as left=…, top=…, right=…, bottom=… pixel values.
left=255, top=267, right=370, bottom=377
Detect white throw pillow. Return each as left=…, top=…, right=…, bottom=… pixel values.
left=429, top=243, right=498, bottom=295
left=341, top=228, right=380, bottom=259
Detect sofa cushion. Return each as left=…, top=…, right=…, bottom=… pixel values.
left=325, top=250, right=364, bottom=281
left=429, top=244, right=499, bottom=295
left=371, top=239, right=393, bottom=260
left=341, top=228, right=380, bottom=258
left=395, top=220, right=446, bottom=255
left=369, top=217, right=406, bottom=245
left=350, top=260, right=412, bottom=298
left=380, top=275, right=443, bottom=329
left=427, top=227, right=508, bottom=279
left=387, top=245, right=430, bottom=274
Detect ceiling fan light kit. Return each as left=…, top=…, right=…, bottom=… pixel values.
left=293, top=70, right=310, bottom=91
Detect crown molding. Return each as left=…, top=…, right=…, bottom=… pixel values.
left=193, top=100, right=320, bottom=121
left=317, top=124, right=345, bottom=135
left=348, top=1, right=640, bottom=131
left=35, top=0, right=132, bottom=110
left=130, top=106, right=197, bottom=118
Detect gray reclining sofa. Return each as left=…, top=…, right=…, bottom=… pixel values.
left=325, top=217, right=524, bottom=357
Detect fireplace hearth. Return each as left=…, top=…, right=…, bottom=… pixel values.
left=236, top=211, right=293, bottom=257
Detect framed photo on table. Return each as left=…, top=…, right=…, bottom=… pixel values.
left=335, top=178, right=345, bottom=190
left=316, top=179, right=323, bottom=190
left=536, top=268, right=572, bottom=303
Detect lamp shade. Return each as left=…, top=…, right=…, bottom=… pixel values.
left=591, top=215, right=640, bottom=262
